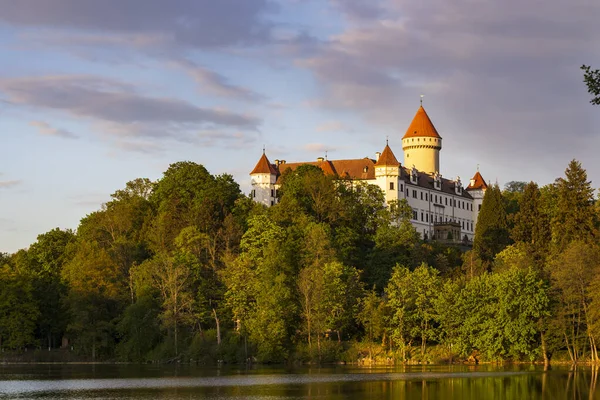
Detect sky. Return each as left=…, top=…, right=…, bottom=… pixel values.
left=1, top=0, right=599, bottom=253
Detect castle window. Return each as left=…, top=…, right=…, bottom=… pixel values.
left=413, top=210, right=418, bottom=220
left=400, top=183, right=404, bottom=192
left=390, top=182, right=394, bottom=190
left=271, top=200, right=274, bottom=206
left=426, top=214, right=429, bottom=222
left=271, top=189, right=274, bottom=197
left=478, top=204, right=481, bottom=211
left=445, top=197, right=448, bottom=206
left=435, top=195, right=438, bottom=203
left=363, top=166, right=368, bottom=172
left=252, top=189, right=255, bottom=198
left=413, top=190, right=417, bottom=198
left=421, top=212, right=424, bottom=221
left=421, top=192, right=423, bottom=200
left=426, top=193, right=428, bottom=201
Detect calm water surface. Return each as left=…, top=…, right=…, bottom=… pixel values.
left=0, top=363, right=598, bottom=399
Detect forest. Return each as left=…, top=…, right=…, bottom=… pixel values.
left=1, top=159, right=599, bottom=365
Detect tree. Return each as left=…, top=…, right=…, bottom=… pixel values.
left=551, top=160, right=597, bottom=252
left=411, top=264, right=441, bottom=358
left=385, top=265, right=414, bottom=361
left=26, top=228, right=75, bottom=349
left=581, top=65, right=600, bottom=105
left=511, top=182, right=551, bottom=267
left=503, top=181, right=527, bottom=217
left=357, top=289, right=386, bottom=362
left=140, top=252, right=196, bottom=357
left=473, top=184, right=510, bottom=263
left=548, top=241, right=600, bottom=363
left=62, top=240, right=126, bottom=360
left=0, top=263, right=39, bottom=350
left=447, top=268, right=549, bottom=361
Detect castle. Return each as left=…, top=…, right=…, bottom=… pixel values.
left=250, top=105, right=488, bottom=242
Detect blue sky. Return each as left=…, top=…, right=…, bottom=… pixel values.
left=1, top=0, right=599, bottom=253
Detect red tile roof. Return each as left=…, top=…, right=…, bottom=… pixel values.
left=466, top=171, right=488, bottom=190
left=374, top=144, right=400, bottom=167
left=402, top=106, right=442, bottom=139
left=276, top=158, right=376, bottom=183
left=250, top=153, right=278, bottom=175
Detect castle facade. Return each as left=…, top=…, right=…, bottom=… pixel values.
left=250, top=105, right=487, bottom=242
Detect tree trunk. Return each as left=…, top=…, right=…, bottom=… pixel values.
left=541, top=332, right=550, bottom=367
left=565, top=333, right=575, bottom=364
left=213, top=308, right=221, bottom=346
left=174, top=323, right=178, bottom=356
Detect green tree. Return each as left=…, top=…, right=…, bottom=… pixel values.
left=411, top=263, right=441, bottom=358
left=357, top=288, right=386, bottom=362
left=551, top=160, right=597, bottom=252
left=0, top=263, right=39, bottom=350
left=581, top=65, right=600, bottom=105
left=385, top=265, right=414, bottom=361
left=503, top=181, right=527, bottom=217
left=548, top=241, right=600, bottom=363
left=62, top=240, right=126, bottom=360
left=26, top=228, right=75, bottom=349
left=474, top=184, right=510, bottom=263
left=511, top=182, right=551, bottom=266
left=116, top=295, right=161, bottom=361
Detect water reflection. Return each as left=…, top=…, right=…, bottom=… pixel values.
left=0, top=364, right=598, bottom=399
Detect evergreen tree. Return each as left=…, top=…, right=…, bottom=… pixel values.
left=473, top=184, right=510, bottom=263
left=551, top=160, right=597, bottom=252
left=511, top=182, right=550, bottom=266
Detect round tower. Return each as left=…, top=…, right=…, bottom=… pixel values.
left=401, top=105, right=442, bottom=174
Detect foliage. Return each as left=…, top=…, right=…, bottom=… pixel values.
left=473, top=184, right=511, bottom=263
left=2, top=158, right=599, bottom=365
left=551, top=160, right=597, bottom=252
left=581, top=65, right=600, bottom=105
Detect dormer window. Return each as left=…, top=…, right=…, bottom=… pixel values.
left=455, top=177, right=462, bottom=195
left=411, top=166, right=418, bottom=184
left=433, top=172, right=442, bottom=190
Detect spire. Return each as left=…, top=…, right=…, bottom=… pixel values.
left=250, top=152, right=277, bottom=175
left=402, top=105, right=442, bottom=140
left=374, top=144, right=400, bottom=166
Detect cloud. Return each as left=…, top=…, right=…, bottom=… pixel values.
left=290, top=0, right=600, bottom=181
left=112, top=140, right=163, bottom=154
left=30, top=120, right=77, bottom=139
left=0, top=75, right=261, bottom=141
left=329, top=0, right=385, bottom=21
left=316, top=120, right=354, bottom=133
left=196, top=130, right=260, bottom=149
left=303, top=143, right=337, bottom=153
left=0, top=0, right=276, bottom=50
left=0, top=180, right=21, bottom=189
left=174, top=59, right=265, bottom=102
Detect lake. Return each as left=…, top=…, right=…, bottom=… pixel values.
left=0, top=363, right=598, bottom=399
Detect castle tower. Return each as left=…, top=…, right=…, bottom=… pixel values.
left=374, top=143, right=401, bottom=204
left=466, top=170, right=488, bottom=228
left=250, top=151, right=278, bottom=206
left=401, top=106, right=442, bottom=174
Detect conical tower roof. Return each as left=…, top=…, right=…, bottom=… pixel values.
left=250, top=152, right=277, bottom=175
left=466, top=171, right=488, bottom=190
left=402, top=106, right=442, bottom=139
left=375, top=144, right=400, bottom=166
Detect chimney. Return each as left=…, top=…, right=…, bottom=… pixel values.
left=375, top=152, right=381, bottom=161
left=280, top=160, right=286, bottom=164
left=317, top=157, right=325, bottom=162
left=274, top=159, right=280, bottom=166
